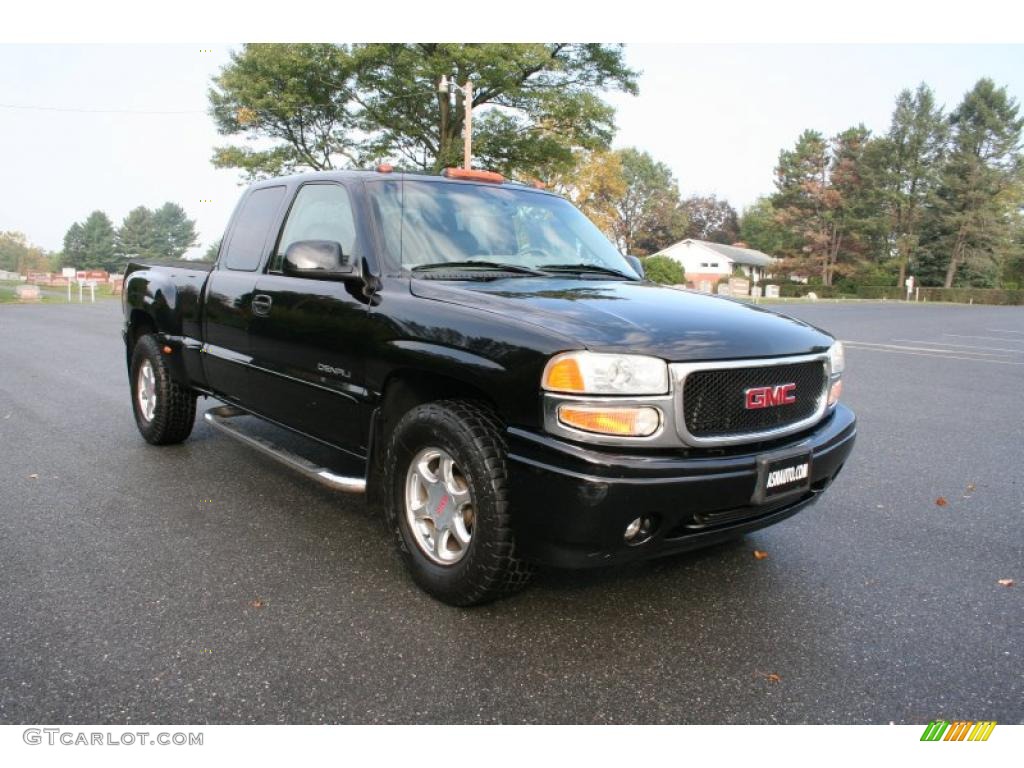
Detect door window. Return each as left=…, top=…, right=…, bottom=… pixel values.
left=271, top=184, right=357, bottom=272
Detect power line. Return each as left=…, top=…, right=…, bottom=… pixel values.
left=0, top=103, right=206, bottom=115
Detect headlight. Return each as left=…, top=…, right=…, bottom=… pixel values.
left=828, top=341, right=845, bottom=376
left=542, top=351, right=669, bottom=395
left=827, top=341, right=844, bottom=406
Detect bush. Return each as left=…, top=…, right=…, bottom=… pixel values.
left=642, top=255, right=685, bottom=285
left=775, top=283, right=1024, bottom=304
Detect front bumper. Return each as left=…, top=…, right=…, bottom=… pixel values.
left=506, top=403, right=856, bottom=568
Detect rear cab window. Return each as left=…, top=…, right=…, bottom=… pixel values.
left=222, top=186, right=287, bottom=271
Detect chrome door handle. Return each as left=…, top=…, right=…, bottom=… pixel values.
left=251, top=294, right=273, bottom=316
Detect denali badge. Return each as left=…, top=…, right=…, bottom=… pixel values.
left=745, top=383, right=796, bottom=409
left=317, top=362, right=351, bottom=379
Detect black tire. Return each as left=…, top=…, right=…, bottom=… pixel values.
left=129, top=334, right=196, bottom=445
left=383, top=399, right=533, bottom=606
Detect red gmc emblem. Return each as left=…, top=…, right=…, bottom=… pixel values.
left=745, top=383, right=797, bottom=409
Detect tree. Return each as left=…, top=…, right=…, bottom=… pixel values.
left=68, top=212, right=117, bottom=271
left=62, top=222, right=86, bottom=268
left=209, top=44, right=638, bottom=180
left=201, top=239, right=222, bottom=262
left=868, top=84, right=947, bottom=287
left=926, top=79, right=1023, bottom=287
left=614, top=148, right=688, bottom=255
left=642, top=255, right=685, bottom=285
left=0, top=231, right=50, bottom=274
left=771, top=126, right=882, bottom=286
left=550, top=150, right=627, bottom=240
left=681, top=195, right=739, bottom=244
left=116, top=206, right=158, bottom=259
left=739, top=197, right=791, bottom=256
left=151, top=203, right=198, bottom=259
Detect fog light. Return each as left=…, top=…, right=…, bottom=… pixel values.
left=558, top=404, right=661, bottom=437
left=624, top=516, right=654, bottom=544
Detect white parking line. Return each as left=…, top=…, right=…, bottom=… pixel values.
left=891, top=338, right=1024, bottom=354
left=986, top=329, right=1024, bottom=335
left=842, top=340, right=1024, bottom=365
left=942, top=333, right=1024, bottom=344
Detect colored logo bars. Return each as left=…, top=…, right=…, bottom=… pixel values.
left=920, top=721, right=997, bottom=742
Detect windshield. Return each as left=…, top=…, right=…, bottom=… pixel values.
left=366, top=179, right=637, bottom=277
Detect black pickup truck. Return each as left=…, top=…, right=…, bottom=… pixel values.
left=122, top=167, right=856, bottom=605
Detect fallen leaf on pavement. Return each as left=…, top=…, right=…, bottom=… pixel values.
left=765, top=673, right=782, bottom=683
left=935, top=497, right=948, bottom=507
left=753, top=550, right=769, bottom=560
left=28, top=473, right=38, bottom=479
left=997, top=579, right=1014, bottom=588
left=966, top=483, right=976, bottom=493
left=248, top=598, right=266, bottom=609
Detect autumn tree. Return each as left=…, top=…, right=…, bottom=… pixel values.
left=210, top=44, right=638, bottom=180
left=772, top=126, right=882, bottom=285
left=0, top=232, right=50, bottom=274
left=551, top=150, right=627, bottom=240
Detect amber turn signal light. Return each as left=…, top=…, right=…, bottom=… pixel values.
left=828, top=378, right=843, bottom=406
left=442, top=167, right=504, bottom=184
left=557, top=405, right=661, bottom=437
left=544, top=357, right=585, bottom=392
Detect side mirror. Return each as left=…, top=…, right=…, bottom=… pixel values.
left=283, top=240, right=356, bottom=280
left=625, top=254, right=645, bottom=279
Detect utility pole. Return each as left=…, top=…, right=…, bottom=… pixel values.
left=438, top=76, right=474, bottom=170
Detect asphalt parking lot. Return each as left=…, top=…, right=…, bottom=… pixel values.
left=1, top=299, right=1021, bottom=724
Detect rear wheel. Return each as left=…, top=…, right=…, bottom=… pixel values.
left=130, top=334, right=196, bottom=445
left=383, top=399, right=533, bottom=606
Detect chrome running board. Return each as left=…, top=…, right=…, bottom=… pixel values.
left=203, top=404, right=367, bottom=493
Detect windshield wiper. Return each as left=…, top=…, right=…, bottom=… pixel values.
left=410, top=260, right=547, bottom=277
left=540, top=263, right=637, bottom=280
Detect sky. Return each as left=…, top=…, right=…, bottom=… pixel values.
left=1, top=43, right=1022, bottom=258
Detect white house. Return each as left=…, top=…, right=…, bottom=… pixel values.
left=652, top=239, right=776, bottom=293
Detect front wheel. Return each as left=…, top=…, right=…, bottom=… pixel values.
left=383, top=400, right=533, bottom=606
left=130, top=334, right=196, bottom=445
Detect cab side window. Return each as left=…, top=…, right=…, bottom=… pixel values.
left=271, top=184, right=357, bottom=272
left=222, top=185, right=286, bottom=271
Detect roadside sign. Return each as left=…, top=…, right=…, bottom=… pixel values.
left=61, top=267, right=76, bottom=279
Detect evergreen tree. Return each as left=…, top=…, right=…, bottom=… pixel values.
left=868, top=84, right=947, bottom=287
left=926, top=79, right=1023, bottom=287
left=772, top=127, right=884, bottom=285
left=74, top=212, right=117, bottom=271
left=151, top=203, right=199, bottom=259
left=116, top=206, right=158, bottom=259
left=201, top=238, right=222, bottom=262
left=62, top=222, right=86, bottom=268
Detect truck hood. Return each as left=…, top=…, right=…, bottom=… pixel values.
left=409, top=278, right=833, bottom=361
